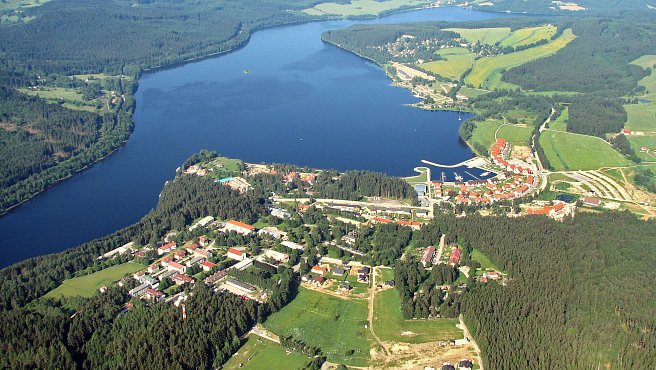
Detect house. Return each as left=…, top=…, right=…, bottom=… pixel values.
left=160, top=255, right=173, bottom=267
left=143, top=288, right=165, bottom=302
left=357, top=273, right=369, bottom=283
left=457, top=359, right=474, bottom=370
left=301, top=274, right=312, bottom=282
left=173, top=249, right=187, bottom=260
left=186, top=244, right=199, bottom=253
left=281, top=240, right=305, bottom=251
left=341, top=235, right=356, bottom=245
left=269, top=206, right=291, bottom=219
left=186, top=256, right=206, bottom=267
left=173, top=274, right=194, bottom=285
left=201, top=261, right=219, bottom=272
left=226, top=278, right=256, bottom=293
left=421, top=246, right=436, bottom=267
left=332, top=267, right=346, bottom=276
left=224, top=220, right=255, bottom=235
left=371, top=217, right=392, bottom=225
left=311, top=266, right=328, bottom=275
left=157, top=242, right=176, bottom=255
left=158, top=270, right=177, bottom=281
left=358, top=266, right=371, bottom=275
left=483, top=271, right=501, bottom=280
left=263, top=249, right=289, bottom=263
left=312, top=276, right=326, bottom=286
left=204, top=270, right=227, bottom=285
left=414, top=184, right=428, bottom=196
left=198, top=236, right=209, bottom=247
left=168, top=261, right=186, bottom=274
left=232, top=258, right=254, bottom=271
left=101, top=241, right=135, bottom=259
left=139, top=275, right=158, bottom=288
left=147, top=264, right=159, bottom=274
left=449, top=247, right=462, bottom=266
left=583, top=196, right=601, bottom=206
left=188, top=216, right=214, bottom=231
left=226, top=247, right=246, bottom=261
left=194, top=248, right=212, bottom=259
left=258, top=227, right=284, bottom=239
left=441, top=364, right=456, bottom=370
left=384, top=280, right=396, bottom=287
left=338, top=283, right=352, bottom=293
left=129, top=283, right=149, bottom=297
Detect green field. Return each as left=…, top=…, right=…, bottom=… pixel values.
left=44, top=262, right=145, bottom=299
left=499, top=25, right=556, bottom=48
left=405, top=166, right=429, bottom=184
left=549, top=106, right=569, bottom=132
left=304, top=0, right=429, bottom=16
left=470, top=119, right=533, bottom=151
left=418, top=47, right=475, bottom=80
left=223, top=336, right=309, bottom=370
left=466, top=29, right=576, bottom=89
left=628, top=135, right=656, bottom=161
left=205, top=156, right=244, bottom=179
left=624, top=103, right=656, bottom=133
left=459, top=86, right=490, bottom=98
left=263, top=288, right=371, bottom=366
left=631, top=55, right=656, bottom=99
left=540, top=130, right=631, bottom=171
left=373, top=288, right=461, bottom=344
left=18, top=87, right=102, bottom=112
left=445, top=27, right=511, bottom=45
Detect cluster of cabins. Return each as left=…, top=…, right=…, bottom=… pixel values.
left=420, top=245, right=461, bottom=267
left=282, top=171, right=319, bottom=185
left=424, top=359, right=474, bottom=370
left=371, top=216, right=423, bottom=230
left=301, top=264, right=371, bottom=294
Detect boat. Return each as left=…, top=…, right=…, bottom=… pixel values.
left=454, top=172, right=463, bottom=182
left=243, top=69, right=250, bottom=74
left=480, top=171, right=490, bottom=177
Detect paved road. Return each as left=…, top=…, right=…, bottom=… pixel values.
left=459, top=314, right=484, bottom=370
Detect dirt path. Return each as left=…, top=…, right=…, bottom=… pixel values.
left=368, top=266, right=389, bottom=355
left=458, top=314, right=484, bottom=370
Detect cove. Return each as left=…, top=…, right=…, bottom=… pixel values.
left=0, top=7, right=513, bottom=268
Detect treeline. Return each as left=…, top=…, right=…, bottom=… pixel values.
left=503, top=19, right=656, bottom=96
left=352, top=223, right=412, bottom=266
left=565, top=94, right=627, bottom=137
left=313, top=170, right=417, bottom=201
left=425, top=211, right=656, bottom=369
left=0, top=174, right=265, bottom=310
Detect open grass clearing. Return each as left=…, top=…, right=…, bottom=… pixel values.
left=405, top=167, right=429, bottom=184
left=445, top=27, right=510, bottom=45
left=549, top=106, right=569, bottom=132
left=624, top=103, right=656, bottom=133
left=470, top=119, right=532, bottom=152
left=540, top=130, right=631, bottom=171
left=471, top=248, right=503, bottom=273
left=303, top=0, right=429, bottom=16
left=374, top=287, right=461, bottom=344
left=263, top=288, right=371, bottom=366
left=466, top=29, right=576, bottom=89
left=631, top=55, right=656, bottom=99
left=418, top=47, right=475, bottom=80
left=44, top=262, right=145, bottom=299
left=628, top=135, right=656, bottom=161
left=223, top=336, right=309, bottom=370
left=459, top=86, right=490, bottom=99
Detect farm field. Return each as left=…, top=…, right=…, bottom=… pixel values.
left=373, top=287, right=461, bottom=344
left=44, top=262, right=145, bottom=299
left=498, top=25, right=556, bottom=48
left=466, top=29, right=576, bottom=89
left=470, top=119, right=533, bottom=151
left=624, top=103, right=656, bottom=133
left=223, top=336, right=309, bottom=370
left=549, top=107, right=569, bottom=131
left=303, top=0, right=429, bottom=16
left=445, top=27, right=510, bottom=45
left=459, top=86, right=490, bottom=98
left=418, top=47, right=475, bottom=80
left=263, top=288, right=371, bottom=366
left=18, top=87, right=101, bottom=112
left=540, top=130, right=631, bottom=171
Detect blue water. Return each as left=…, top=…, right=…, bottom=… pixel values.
left=0, top=7, right=513, bottom=268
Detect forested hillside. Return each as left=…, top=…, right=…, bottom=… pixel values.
left=423, top=212, right=656, bottom=369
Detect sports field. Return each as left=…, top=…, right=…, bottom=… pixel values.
left=263, top=288, right=371, bottom=366
left=304, top=0, right=428, bottom=16
left=540, top=130, right=631, bottom=171
left=44, top=262, right=145, bottom=299
left=624, top=103, right=656, bottom=133
left=418, top=47, right=475, bottom=80
left=223, top=336, right=309, bottom=370
left=466, top=29, right=576, bottom=89
left=373, top=288, right=461, bottom=344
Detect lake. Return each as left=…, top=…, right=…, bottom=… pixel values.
left=0, top=7, right=512, bottom=268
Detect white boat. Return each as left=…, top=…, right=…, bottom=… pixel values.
left=454, top=173, right=463, bottom=182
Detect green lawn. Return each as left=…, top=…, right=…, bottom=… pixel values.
left=466, top=29, right=576, bottom=89
left=223, top=336, right=309, bottom=370
left=540, top=130, right=631, bottom=171
left=405, top=167, right=429, bottom=184
left=419, top=47, right=475, bottom=80
left=445, top=27, right=511, bottom=45
left=470, top=119, right=533, bottom=151
left=206, top=156, right=243, bottom=179
left=44, top=262, right=145, bottom=299
left=263, top=288, right=371, bottom=366
left=18, top=87, right=103, bottom=112
left=624, top=103, right=656, bottom=133
left=373, top=288, right=461, bottom=344
left=304, top=0, right=429, bottom=16
left=499, top=25, right=556, bottom=48
left=549, top=106, right=569, bottom=132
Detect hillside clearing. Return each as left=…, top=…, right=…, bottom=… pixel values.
left=44, top=262, right=145, bottom=299
left=540, top=130, right=631, bottom=171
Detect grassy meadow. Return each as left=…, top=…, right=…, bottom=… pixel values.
left=549, top=106, right=569, bottom=132
left=624, top=103, right=656, bottom=133
left=44, top=262, right=144, bottom=299
left=499, top=25, right=556, bottom=48
left=419, top=47, right=474, bottom=80
left=466, top=29, right=576, bottom=89
left=446, top=27, right=511, bottom=45
left=263, top=288, right=371, bottom=366
left=631, top=55, right=656, bottom=99
left=540, top=130, right=631, bottom=171
left=373, top=287, right=461, bottom=344
left=223, top=336, right=309, bottom=370
left=470, top=119, right=533, bottom=151
left=304, top=0, right=429, bottom=16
